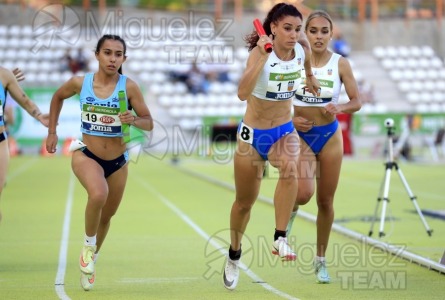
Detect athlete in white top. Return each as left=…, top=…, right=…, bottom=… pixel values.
left=288, top=10, right=362, bottom=284
left=222, top=3, right=320, bottom=291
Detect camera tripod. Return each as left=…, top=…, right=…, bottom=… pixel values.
left=368, top=119, right=433, bottom=237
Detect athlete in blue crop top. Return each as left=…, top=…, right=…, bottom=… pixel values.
left=222, top=3, right=321, bottom=291
left=46, top=35, right=153, bottom=291
left=287, top=11, right=362, bottom=284
left=0, top=67, right=49, bottom=224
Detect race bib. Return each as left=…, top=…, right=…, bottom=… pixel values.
left=265, top=71, right=300, bottom=100
left=239, top=122, right=253, bottom=144
left=296, top=78, right=334, bottom=104
left=81, top=104, right=122, bottom=134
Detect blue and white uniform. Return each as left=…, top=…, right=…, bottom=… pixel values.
left=79, top=73, right=127, bottom=137
left=238, top=44, right=305, bottom=160
left=293, top=53, right=342, bottom=154
left=0, top=79, right=7, bottom=143
left=0, top=79, right=5, bottom=127
left=78, top=73, right=129, bottom=177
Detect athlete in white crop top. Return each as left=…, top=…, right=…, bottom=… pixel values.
left=251, top=43, right=306, bottom=101
left=294, top=53, right=342, bottom=107
left=287, top=11, right=362, bottom=284
left=222, top=3, right=321, bottom=291
left=46, top=35, right=153, bottom=291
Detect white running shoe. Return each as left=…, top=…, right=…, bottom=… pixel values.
left=80, top=270, right=96, bottom=291
left=79, top=245, right=96, bottom=274
left=314, top=261, right=331, bottom=284
left=272, top=237, right=297, bottom=261
left=223, top=257, right=240, bottom=290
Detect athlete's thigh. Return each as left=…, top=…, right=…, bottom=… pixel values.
left=0, top=141, right=9, bottom=192
left=298, top=137, right=317, bottom=197
left=268, top=131, right=299, bottom=174
left=71, top=150, right=108, bottom=194
left=103, top=164, right=128, bottom=215
left=316, top=129, right=343, bottom=200
left=234, top=141, right=265, bottom=203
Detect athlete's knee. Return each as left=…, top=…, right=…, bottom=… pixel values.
left=233, top=197, right=255, bottom=213
left=88, top=189, right=108, bottom=207
left=296, top=190, right=312, bottom=205
left=317, top=198, right=334, bottom=212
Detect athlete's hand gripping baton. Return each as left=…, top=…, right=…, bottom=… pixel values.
left=253, top=18, right=272, bottom=53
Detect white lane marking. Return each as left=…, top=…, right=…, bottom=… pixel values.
left=54, top=172, right=76, bottom=300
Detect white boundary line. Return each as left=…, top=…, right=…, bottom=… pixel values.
left=134, top=175, right=300, bottom=300
left=54, top=172, right=76, bottom=300
left=177, top=165, right=445, bottom=275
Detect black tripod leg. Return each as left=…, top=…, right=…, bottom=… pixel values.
left=395, top=165, right=433, bottom=236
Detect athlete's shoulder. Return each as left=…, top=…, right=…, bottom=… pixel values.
left=338, top=55, right=352, bottom=70
left=124, top=76, right=139, bottom=89
left=0, top=66, right=9, bottom=74
left=70, top=75, right=86, bottom=88
left=0, top=66, right=14, bottom=83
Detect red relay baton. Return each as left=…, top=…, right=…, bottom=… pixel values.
left=253, top=18, right=272, bottom=53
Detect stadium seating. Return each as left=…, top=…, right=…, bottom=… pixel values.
left=1, top=23, right=444, bottom=126
left=374, top=45, right=445, bottom=112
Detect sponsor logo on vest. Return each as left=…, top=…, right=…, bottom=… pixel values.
left=100, top=116, right=115, bottom=124
left=90, top=124, right=112, bottom=132
left=302, top=96, right=323, bottom=103
left=84, top=105, right=118, bottom=114
left=85, top=101, right=118, bottom=108
left=288, top=80, right=295, bottom=91
left=277, top=92, right=294, bottom=99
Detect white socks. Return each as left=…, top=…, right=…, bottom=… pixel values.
left=84, top=234, right=96, bottom=247
left=315, top=256, right=326, bottom=263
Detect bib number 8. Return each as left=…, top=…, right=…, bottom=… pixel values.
left=239, top=123, right=253, bottom=144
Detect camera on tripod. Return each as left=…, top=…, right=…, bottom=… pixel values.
left=369, top=116, right=433, bottom=238
left=384, top=118, right=394, bottom=128
left=383, top=118, right=395, bottom=137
